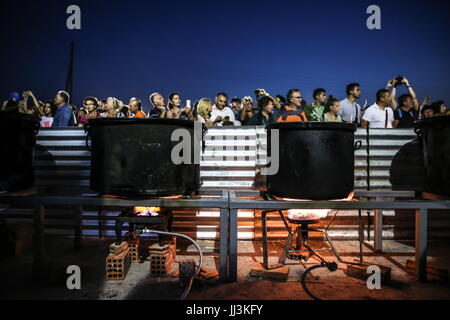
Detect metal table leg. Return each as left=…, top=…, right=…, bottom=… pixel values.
left=262, top=211, right=269, bottom=269
left=358, top=209, right=364, bottom=265
left=33, top=205, right=45, bottom=280
left=374, top=208, right=383, bottom=253
left=219, top=207, right=229, bottom=281
left=73, top=205, right=83, bottom=250
left=415, top=209, right=428, bottom=281
left=115, top=217, right=124, bottom=245
left=97, top=207, right=102, bottom=238
left=229, top=208, right=238, bottom=282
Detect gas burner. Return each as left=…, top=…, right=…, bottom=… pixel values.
left=260, top=191, right=364, bottom=300
left=115, top=206, right=173, bottom=246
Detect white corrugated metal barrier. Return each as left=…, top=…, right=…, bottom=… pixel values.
left=3, top=126, right=446, bottom=241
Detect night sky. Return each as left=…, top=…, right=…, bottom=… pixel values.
left=1, top=0, right=450, bottom=113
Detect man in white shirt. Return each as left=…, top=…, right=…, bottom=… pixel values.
left=210, top=92, right=238, bottom=126
left=361, top=89, right=395, bottom=128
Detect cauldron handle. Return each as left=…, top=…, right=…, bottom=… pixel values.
left=354, top=140, right=362, bottom=151
left=201, top=124, right=207, bottom=153
left=33, top=121, right=40, bottom=136
left=414, top=122, right=423, bottom=138
left=84, top=123, right=92, bottom=152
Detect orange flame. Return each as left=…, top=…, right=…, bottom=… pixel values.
left=133, top=206, right=161, bottom=216
left=161, top=195, right=183, bottom=199
left=284, top=192, right=356, bottom=220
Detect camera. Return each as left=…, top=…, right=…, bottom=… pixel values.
left=394, top=76, right=405, bottom=87
left=242, top=96, right=253, bottom=105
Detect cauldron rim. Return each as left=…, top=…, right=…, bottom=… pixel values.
left=415, top=115, right=450, bottom=128
left=266, top=122, right=357, bottom=132
left=0, top=111, right=40, bottom=123
left=87, top=117, right=200, bottom=128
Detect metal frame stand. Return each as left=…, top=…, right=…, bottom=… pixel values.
left=228, top=190, right=450, bottom=283
left=261, top=209, right=364, bottom=271
left=0, top=189, right=231, bottom=281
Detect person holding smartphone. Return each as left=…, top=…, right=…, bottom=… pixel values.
left=166, top=93, right=193, bottom=120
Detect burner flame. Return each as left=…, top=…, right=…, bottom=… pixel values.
left=133, top=206, right=161, bottom=216
left=284, top=192, right=355, bottom=221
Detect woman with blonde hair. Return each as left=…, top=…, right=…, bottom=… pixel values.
left=195, top=98, right=215, bottom=126
left=102, top=97, right=126, bottom=118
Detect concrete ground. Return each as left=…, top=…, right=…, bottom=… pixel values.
left=0, top=235, right=449, bottom=300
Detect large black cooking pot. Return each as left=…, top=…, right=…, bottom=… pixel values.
left=0, top=111, right=40, bottom=192
left=266, top=122, right=360, bottom=200
left=414, top=115, right=450, bottom=196
left=85, top=118, right=205, bottom=197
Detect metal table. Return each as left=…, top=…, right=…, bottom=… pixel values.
left=228, top=190, right=450, bottom=282
left=0, top=189, right=231, bottom=281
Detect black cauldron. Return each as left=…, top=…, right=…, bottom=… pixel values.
left=266, top=122, right=360, bottom=200
left=415, top=115, right=450, bottom=196
left=85, top=118, right=205, bottom=197
left=0, top=111, right=40, bottom=192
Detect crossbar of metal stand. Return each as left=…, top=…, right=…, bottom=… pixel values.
left=0, top=189, right=231, bottom=281
left=228, top=190, right=450, bottom=282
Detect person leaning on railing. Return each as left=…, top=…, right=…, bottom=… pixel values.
left=361, top=89, right=395, bottom=128
left=101, top=97, right=126, bottom=118
left=393, top=94, right=417, bottom=128
left=22, top=91, right=44, bottom=116
left=230, top=97, right=243, bottom=126
left=21, top=91, right=55, bottom=126
left=39, top=101, right=56, bottom=127
left=338, top=83, right=362, bottom=126
left=77, top=97, right=100, bottom=127
left=129, top=97, right=146, bottom=118
left=166, top=93, right=193, bottom=120
left=246, top=96, right=276, bottom=126
left=51, top=91, right=74, bottom=127
left=304, top=88, right=327, bottom=122
left=391, top=77, right=419, bottom=128
left=149, top=93, right=167, bottom=118
left=322, top=95, right=343, bottom=122
left=276, top=89, right=308, bottom=123
left=421, top=104, right=434, bottom=119
left=210, top=92, right=237, bottom=126
left=194, top=98, right=216, bottom=126
left=239, top=96, right=255, bottom=125
left=431, top=100, right=448, bottom=117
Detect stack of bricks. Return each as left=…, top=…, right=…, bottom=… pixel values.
left=127, top=238, right=140, bottom=263
left=106, top=241, right=131, bottom=280
left=148, top=242, right=176, bottom=276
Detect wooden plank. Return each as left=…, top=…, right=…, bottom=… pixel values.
left=250, top=262, right=289, bottom=281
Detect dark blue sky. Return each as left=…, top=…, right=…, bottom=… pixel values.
left=1, top=0, right=450, bottom=112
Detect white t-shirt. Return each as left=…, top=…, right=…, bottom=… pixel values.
left=197, top=114, right=206, bottom=124
left=210, top=105, right=237, bottom=126
left=40, top=117, right=54, bottom=128
left=362, top=104, right=394, bottom=128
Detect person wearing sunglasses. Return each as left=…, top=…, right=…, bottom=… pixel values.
left=276, top=89, right=308, bottom=123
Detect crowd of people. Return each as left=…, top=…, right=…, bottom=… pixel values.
left=2, top=76, right=449, bottom=128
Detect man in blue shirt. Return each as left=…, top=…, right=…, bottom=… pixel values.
left=52, top=91, right=73, bottom=127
